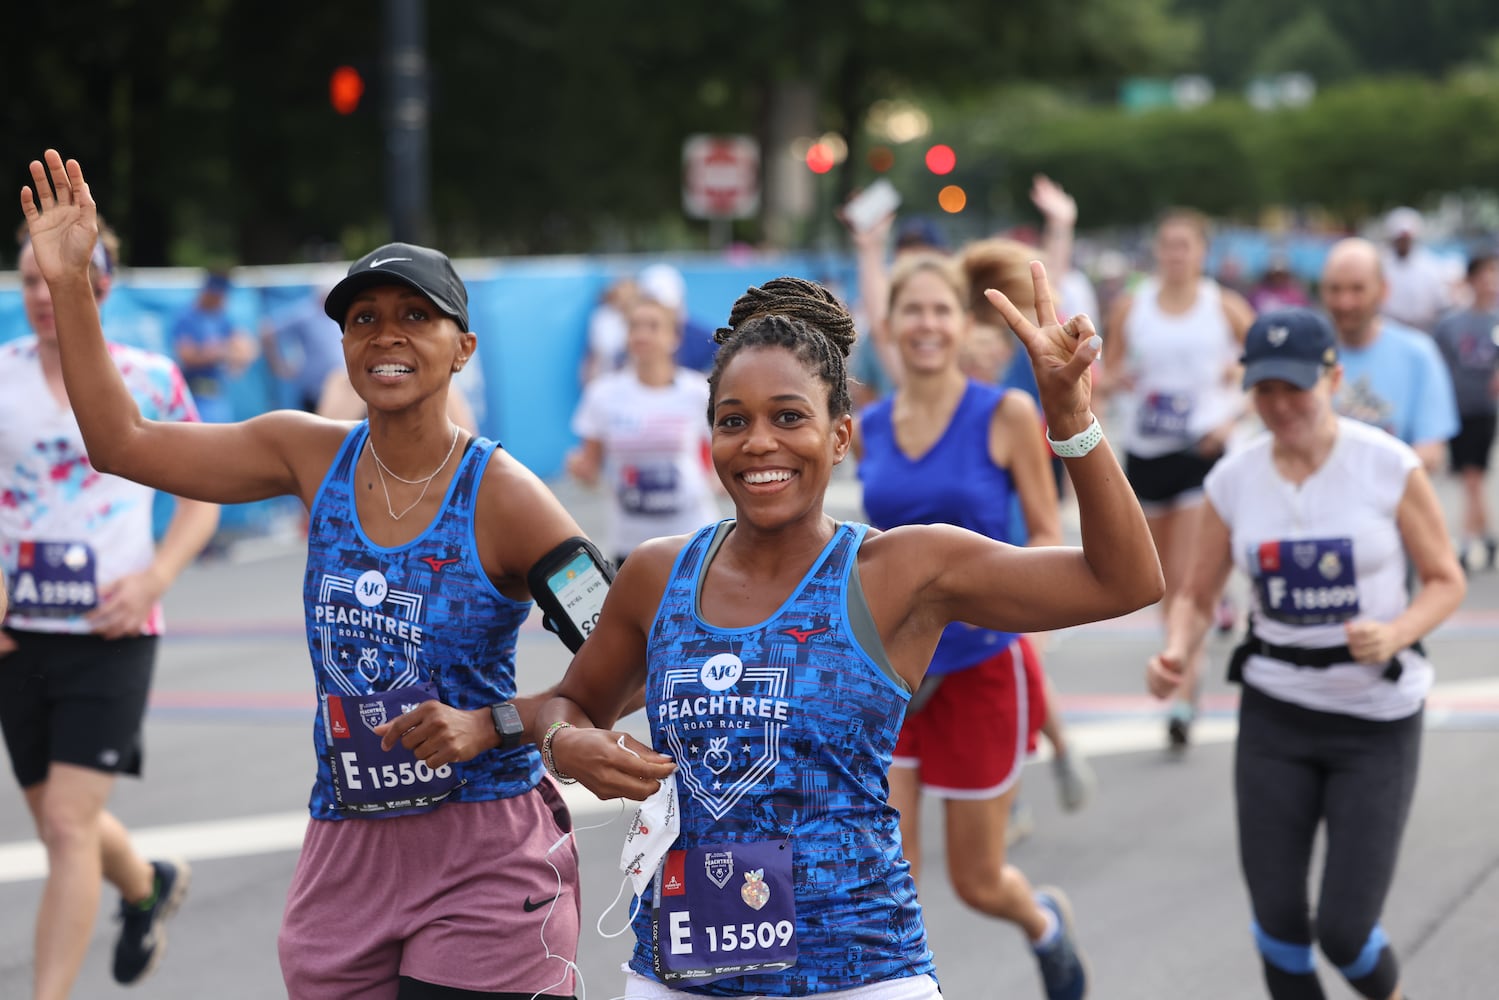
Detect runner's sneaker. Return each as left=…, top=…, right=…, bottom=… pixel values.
left=113, top=858, right=191, bottom=985
left=1166, top=701, right=1194, bottom=755
left=1007, top=798, right=1036, bottom=848
left=1033, top=886, right=1088, bottom=1000
left=1214, top=594, right=1237, bottom=635
left=1051, top=749, right=1096, bottom=813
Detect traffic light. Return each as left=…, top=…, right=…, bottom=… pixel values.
left=329, top=66, right=365, bottom=115
left=805, top=142, right=835, bottom=175
left=924, top=144, right=956, bottom=176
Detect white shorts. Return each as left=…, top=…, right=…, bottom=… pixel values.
left=620, top=968, right=941, bottom=999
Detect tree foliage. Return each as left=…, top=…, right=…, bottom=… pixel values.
left=7, top=0, right=1189, bottom=264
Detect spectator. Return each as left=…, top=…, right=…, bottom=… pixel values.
left=1432, top=250, right=1499, bottom=571
left=639, top=263, right=718, bottom=374
left=170, top=271, right=257, bottom=422
left=1248, top=258, right=1311, bottom=314
left=579, top=276, right=637, bottom=385
left=1379, top=207, right=1453, bottom=333
left=260, top=284, right=344, bottom=412
left=1322, top=238, right=1459, bottom=472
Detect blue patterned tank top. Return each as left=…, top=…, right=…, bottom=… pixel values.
left=629, top=521, right=936, bottom=995
left=859, top=380, right=1021, bottom=677
left=301, top=423, right=539, bottom=820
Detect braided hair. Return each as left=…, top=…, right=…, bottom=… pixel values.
left=707, top=276, right=856, bottom=424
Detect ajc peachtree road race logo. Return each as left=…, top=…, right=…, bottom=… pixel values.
left=312, top=569, right=426, bottom=694
left=657, top=652, right=792, bottom=821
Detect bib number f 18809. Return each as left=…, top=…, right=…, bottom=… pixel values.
left=1254, top=538, right=1360, bottom=626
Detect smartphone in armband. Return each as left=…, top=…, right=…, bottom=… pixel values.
left=526, top=538, right=616, bottom=653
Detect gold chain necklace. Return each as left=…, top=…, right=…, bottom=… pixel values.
left=365, top=424, right=461, bottom=520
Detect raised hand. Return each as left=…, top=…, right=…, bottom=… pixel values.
left=1030, top=174, right=1077, bottom=228
left=984, top=260, right=1101, bottom=433
left=19, top=150, right=99, bottom=286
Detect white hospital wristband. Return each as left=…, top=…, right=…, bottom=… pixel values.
left=1046, top=415, right=1104, bottom=458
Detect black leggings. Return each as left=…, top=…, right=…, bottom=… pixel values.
left=1235, top=684, right=1422, bottom=1000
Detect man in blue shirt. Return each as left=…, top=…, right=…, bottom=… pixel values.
left=171, top=272, right=256, bottom=422
left=1320, top=238, right=1458, bottom=470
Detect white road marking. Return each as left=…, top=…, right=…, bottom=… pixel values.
left=4, top=678, right=1497, bottom=886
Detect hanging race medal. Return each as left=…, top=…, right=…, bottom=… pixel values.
left=324, top=682, right=461, bottom=814
left=8, top=540, right=98, bottom=617
left=1137, top=391, right=1194, bottom=438
left=652, top=839, right=798, bottom=986
left=1254, top=538, right=1360, bottom=625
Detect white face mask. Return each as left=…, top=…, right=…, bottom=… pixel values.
left=621, top=772, right=679, bottom=897
left=596, top=740, right=682, bottom=939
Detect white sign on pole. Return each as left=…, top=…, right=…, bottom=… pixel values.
left=682, top=134, right=760, bottom=220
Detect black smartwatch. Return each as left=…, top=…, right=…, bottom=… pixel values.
left=490, top=701, right=525, bottom=751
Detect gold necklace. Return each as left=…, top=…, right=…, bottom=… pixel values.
left=365, top=425, right=461, bottom=520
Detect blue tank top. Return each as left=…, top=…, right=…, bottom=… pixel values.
left=859, top=380, right=1021, bottom=676
left=629, top=521, right=935, bottom=995
left=301, top=424, right=540, bottom=820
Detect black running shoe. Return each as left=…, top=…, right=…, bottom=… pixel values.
left=1166, top=702, right=1193, bottom=754
left=113, top=858, right=191, bottom=985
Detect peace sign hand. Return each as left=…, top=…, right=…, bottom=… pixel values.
left=984, top=260, right=1101, bottom=434
left=19, top=149, right=100, bottom=287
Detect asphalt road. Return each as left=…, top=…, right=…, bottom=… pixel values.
left=2, top=475, right=1496, bottom=999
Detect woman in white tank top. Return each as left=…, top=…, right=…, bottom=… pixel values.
left=1102, top=208, right=1255, bottom=747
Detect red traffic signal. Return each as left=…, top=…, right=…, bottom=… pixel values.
left=805, top=142, right=835, bottom=175
left=925, top=144, right=956, bottom=175
left=329, top=66, right=365, bottom=115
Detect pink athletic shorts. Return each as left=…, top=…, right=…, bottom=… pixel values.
left=278, top=779, right=580, bottom=998
left=892, top=636, right=1047, bottom=798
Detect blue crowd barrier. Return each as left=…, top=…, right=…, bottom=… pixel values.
left=0, top=252, right=855, bottom=540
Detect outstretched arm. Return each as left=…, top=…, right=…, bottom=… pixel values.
left=924, top=263, right=1163, bottom=632
left=1032, top=175, right=1077, bottom=285
left=21, top=151, right=319, bottom=505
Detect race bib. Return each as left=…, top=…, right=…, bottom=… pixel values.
left=619, top=463, right=681, bottom=516
left=8, top=541, right=98, bottom=617
left=1137, top=391, right=1193, bottom=438
left=653, top=839, right=797, bottom=986
left=324, top=684, right=460, bottom=815
left=1254, top=538, right=1360, bottom=625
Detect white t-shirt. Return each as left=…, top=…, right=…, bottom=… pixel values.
left=1381, top=246, right=1452, bottom=333
left=1119, top=277, right=1243, bottom=458
left=0, top=337, right=200, bottom=634
left=1204, top=418, right=1430, bottom=720
left=571, top=369, right=719, bottom=556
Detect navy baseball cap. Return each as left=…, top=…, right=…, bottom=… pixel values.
left=1241, top=308, right=1338, bottom=390
left=324, top=242, right=470, bottom=331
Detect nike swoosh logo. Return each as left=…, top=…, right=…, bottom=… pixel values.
left=522, top=893, right=560, bottom=912
left=368, top=257, right=412, bottom=268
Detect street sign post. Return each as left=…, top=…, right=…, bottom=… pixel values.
left=683, top=134, right=760, bottom=222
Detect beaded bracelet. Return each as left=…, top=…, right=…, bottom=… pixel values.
left=540, top=721, right=578, bottom=785
left=1046, top=414, right=1105, bottom=459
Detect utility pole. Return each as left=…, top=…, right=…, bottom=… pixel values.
left=384, top=0, right=431, bottom=244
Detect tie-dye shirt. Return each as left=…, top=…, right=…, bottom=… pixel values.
left=0, top=336, right=199, bottom=635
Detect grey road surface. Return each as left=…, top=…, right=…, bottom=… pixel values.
left=2, top=477, right=1496, bottom=999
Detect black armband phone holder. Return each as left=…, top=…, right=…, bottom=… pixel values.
left=525, top=537, right=616, bottom=653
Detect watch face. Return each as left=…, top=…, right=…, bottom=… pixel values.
left=492, top=702, right=524, bottom=748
